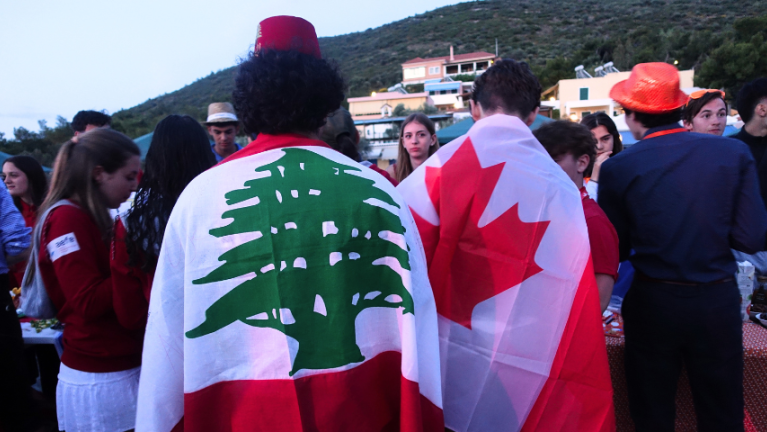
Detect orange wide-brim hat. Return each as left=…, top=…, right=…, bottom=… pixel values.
left=610, top=62, right=689, bottom=114
left=255, top=16, right=321, bottom=59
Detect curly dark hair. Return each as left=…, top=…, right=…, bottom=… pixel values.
left=534, top=120, right=597, bottom=175
left=472, top=58, right=541, bottom=118
left=125, top=115, right=215, bottom=272
left=682, top=92, right=727, bottom=125
left=737, top=78, right=767, bottom=124
left=233, top=49, right=345, bottom=135
left=71, top=110, right=111, bottom=133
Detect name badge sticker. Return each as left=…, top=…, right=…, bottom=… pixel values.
left=47, top=233, right=80, bottom=262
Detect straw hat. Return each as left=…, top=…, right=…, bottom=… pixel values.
left=204, top=102, right=238, bottom=125
left=609, top=62, right=689, bottom=114
left=255, top=16, right=321, bottom=59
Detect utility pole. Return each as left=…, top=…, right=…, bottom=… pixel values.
left=495, top=38, right=498, bottom=57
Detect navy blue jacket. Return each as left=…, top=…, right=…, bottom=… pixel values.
left=599, top=123, right=767, bottom=283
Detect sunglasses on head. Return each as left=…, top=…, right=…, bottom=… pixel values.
left=689, top=89, right=725, bottom=100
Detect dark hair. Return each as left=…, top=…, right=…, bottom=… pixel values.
left=71, top=110, right=111, bottom=133
left=580, top=112, right=623, bottom=156
left=533, top=120, right=597, bottom=174
left=736, top=78, right=767, bottom=124
left=126, top=115, right=216, bottom=272
left=623, top=108, right=682, bottom=130
left=682, top=92, right=727, bottom=125
left=42, top=128, right=140, bottom=240
left=233, top=49, right=344, bottom=135
left=333, top=134, right=361, bottom=162
left=394, top=113, right=438, bottom=182
left=3, top=155, right=48, bottom=209
left=472, top=58, right=542, bottom=118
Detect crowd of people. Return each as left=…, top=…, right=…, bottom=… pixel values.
left=2, top=14, right=767, bottom=432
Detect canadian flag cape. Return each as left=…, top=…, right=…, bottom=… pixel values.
left=398, top=115, right=615, bottom=432
left=136, top=135, right=444, bottom=432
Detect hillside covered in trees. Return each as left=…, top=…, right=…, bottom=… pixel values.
left=3, top=0, right=767, bottom=162
left=109, top=0, right=767, bottom=138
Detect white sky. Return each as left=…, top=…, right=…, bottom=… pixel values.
left=0, top=0, right=464, bottom=137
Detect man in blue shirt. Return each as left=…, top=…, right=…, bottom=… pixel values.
left=204, top=102, right=242, bottom=162
left=599, top=63, right=767, bottom=432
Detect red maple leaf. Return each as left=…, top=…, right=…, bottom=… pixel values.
left=414, top=137, right=550, bottom=329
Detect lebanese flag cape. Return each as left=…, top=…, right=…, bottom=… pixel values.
left=136, top=134, right=443, bottom=432
left=398, top=115, right=614, bottom=432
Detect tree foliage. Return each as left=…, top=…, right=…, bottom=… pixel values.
left=0, top=116, right=72, bottom=167
left=696, top=17, right=767, bottom=99
left=5, top=0, right=766, bottom=141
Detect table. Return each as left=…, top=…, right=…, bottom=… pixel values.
left=20, top=322, right=62, bottom=345
left=606, top=322, right=767, bottom=431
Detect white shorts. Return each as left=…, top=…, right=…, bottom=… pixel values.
left=56, top=364, right=140, bottom=432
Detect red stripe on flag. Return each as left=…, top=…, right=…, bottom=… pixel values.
left=183, top=351, right=443, bottom=432
left=521, top=257, right=615, bottom=432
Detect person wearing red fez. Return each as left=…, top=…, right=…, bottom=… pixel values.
left=599, top=62, right=767, bottom=431
left=135, top=16, right=444, bottom=432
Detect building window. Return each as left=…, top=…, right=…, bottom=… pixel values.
left=451, top=89, right=458, bottom=94
left=428, top=66, right=440, bottom=75
left=446, top=65, right=459, bottom=75
left=440, top=90, right=447, bottom=95
left=582, top=111, right=591, bottom=117
left=404, top=67, right=426, bottom=80
left=476, top=61, right=490, bottom=71
left=460, top=63, right=475, bottom=73
left=579, top=88, right=589, bottom=101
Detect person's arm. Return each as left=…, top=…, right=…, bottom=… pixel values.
left=595, top=274, right=614, bottom=312
left=597, top=161, right=632, bottom=262
left=111, top=218, right=149, bottom=330
left=730, top=147, right=767, bottom=253
left=6, top=245, right=30, bottom=266
left=44, top=208, right=113, bottom=320
left=0, top=187, right=31, bottom=259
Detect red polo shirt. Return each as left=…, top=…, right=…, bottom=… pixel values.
left=581, top=187, right=619, bottom=280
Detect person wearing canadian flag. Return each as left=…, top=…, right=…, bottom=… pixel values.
left=136, top=16, right=444, bottom=432
left=398, top=59, right=615, bottom=431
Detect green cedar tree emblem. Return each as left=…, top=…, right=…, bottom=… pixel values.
left=186, top=148, right=414, bottom=376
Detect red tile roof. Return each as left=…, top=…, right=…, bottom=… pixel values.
left=402, top=51, right=495, bottom=66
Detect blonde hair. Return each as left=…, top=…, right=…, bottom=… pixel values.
left=41, top=128, right=140, bottom=239
left=394, top=113, right=439, bottom=182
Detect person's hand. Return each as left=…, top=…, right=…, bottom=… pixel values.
left=591, top=151, right=612, bottom=181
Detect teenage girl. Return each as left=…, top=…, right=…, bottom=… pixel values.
left=111, top=115, right=215, bottom=330
left=3, top=155, right=48, bottom=288
left=36, top=128, right=141, bottom=432
left=386, top=113, right=439, bottom=182
left=580, top=112, right=623, bottom=201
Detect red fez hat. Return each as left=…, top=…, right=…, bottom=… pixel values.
left=610, top=62, right=689, bottom=114
left=255, top=16, right=321, bottom=59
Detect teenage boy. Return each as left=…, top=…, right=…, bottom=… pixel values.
left=600, top=62, right=767, bottom=432
left=534, top=120, right=619, bottom=311
left=204, top=102, right=242, bottom=162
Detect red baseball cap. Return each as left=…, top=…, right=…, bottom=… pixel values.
left=610, top=62, right=689, bottom=114
left=255, top=16, right=321, bottom=59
